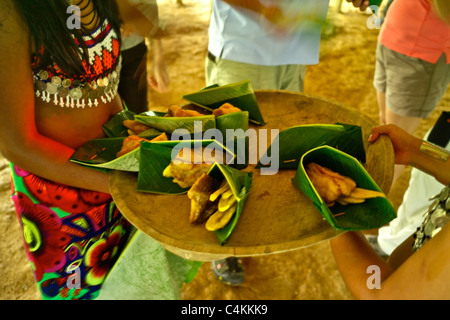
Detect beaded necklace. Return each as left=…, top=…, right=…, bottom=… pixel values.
left=32, top=1, right=121, bottom=108
left=413, top=185, right=450, bottom=251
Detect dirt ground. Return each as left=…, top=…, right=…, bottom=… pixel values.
left=0, top=0, right=447, bottom=300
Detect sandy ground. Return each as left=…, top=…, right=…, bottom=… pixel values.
left=0, top=0, right=447, bottom=300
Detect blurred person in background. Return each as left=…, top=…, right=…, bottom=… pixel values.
left=205, top=0, right=370, bottom=286
left=119, top=0, right=170, bottom=114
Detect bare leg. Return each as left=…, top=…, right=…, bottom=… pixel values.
left=376, top=90, right=387, bottom=125
left=385, top=107, right=423, bottom=183
left=377, top=90, right=423, bottom=183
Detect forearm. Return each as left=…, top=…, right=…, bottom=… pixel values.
left=369, top=124, right=450, bottom=185
left=330, top=232, right=394, bottom=299
left=117, top=0, right=163, bottom=38
left=150, top=38, right=163, bottom=62
left=2, top=132, right=111, bottom=194
left=408, top=139, right=450, bottom=186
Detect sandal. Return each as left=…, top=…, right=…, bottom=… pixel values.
left=211, top=257, right=245, bottom=286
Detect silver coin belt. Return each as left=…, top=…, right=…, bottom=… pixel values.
left=33, top=57, right=122, bottom=108
left=413, top=185, right=450, bottom=251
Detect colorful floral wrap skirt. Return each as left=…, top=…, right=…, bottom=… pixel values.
left=10, top=164, right=132, bottom=300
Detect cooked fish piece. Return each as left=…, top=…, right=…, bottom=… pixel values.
left=212, top=103, right=242, bottom=117
left=346, top=187, right=386, bottom=199
left=305, top=162, right=386, bottom=207
left=306, top=163, right=343, bottom=206
left=165, top=148, right=213, bottom=188
left=307, top=162, right=356, bottom=197
left=164, top=147, right=226, bottom=188
left=165, top=105, right=202, bottom=117
left=116, top=133, right=167, bottom=158
left=116, top=135, right=150, bottom=158
left=123, top=119, right=152, bottom=135
left=187, top=173, right=220, bottom=224
left=150, top=132, right=168, bottom=142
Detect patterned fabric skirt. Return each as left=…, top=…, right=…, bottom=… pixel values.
left=10, top=164, right=132, bottom=300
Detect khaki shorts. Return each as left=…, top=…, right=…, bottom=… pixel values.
left=205, top=52, right=306, bottom=92
left=374, top=43, right=450, bottom=118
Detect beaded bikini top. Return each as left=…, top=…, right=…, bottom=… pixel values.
left=31, top=19, right=122, bottom=108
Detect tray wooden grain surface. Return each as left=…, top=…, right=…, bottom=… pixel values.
left=110, top=90, right=394, bottom=261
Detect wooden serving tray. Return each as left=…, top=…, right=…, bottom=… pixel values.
left=110, top=90, right=394, bottom=261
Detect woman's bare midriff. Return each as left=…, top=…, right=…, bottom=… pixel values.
left=34, top=94, right=123, bottom=149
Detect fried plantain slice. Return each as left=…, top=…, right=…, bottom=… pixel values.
left=205, top=203, right=238, bottom=231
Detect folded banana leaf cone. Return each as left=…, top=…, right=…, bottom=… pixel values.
left=215, top=111, right=250, bottom=169
left=204, top=163, right=253, bottom=245
left=102, top=109, right=166, bottom=139
left=134, top=113, right=216, bottom=135
left=102, top=109, right=136, bottom=137
left=182, top=79, right=266, bottom=125
left=70, top=137, right=141, bottom=172
left=71, top=109, right=166, bottom=171
left=292, top=146, right=396, bottom=230
left=257, top=123, right=366, bottom=170
left=137, top=140, right=236, bottom=195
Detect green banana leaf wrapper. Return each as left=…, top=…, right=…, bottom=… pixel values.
left=206, top=163, right=253, bottom=245
left=182, top=80, right=266, bottom=125
left=215, top=111, right=250, bottom=169
left=70, top=137, right=140, bottom=172
left=102, top=109, right=136, bottom=137
left=102, top=109, right=164, bottom=139
left=137, top=140, right=236, bottom=195
left=293, top=146, right=396, bottom=230
left=256, top=123, right=366, bottom=170
left=134, top=113, right=216, bottom=135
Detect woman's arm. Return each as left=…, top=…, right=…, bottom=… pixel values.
left=0, top=0, right=111, bottom=193
left=369, top=124, right=450, bottom=185
left=148, top=38, right=170, bottom=93
left=331, top=124, right=450, bottom=299
left=330, top=231, right=394, bottom=299
left=331, top=223, right=450, bottom=299
left=116, top=0, right=166, bottom=38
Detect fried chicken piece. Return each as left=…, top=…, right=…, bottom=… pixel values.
left=165, top=105, right=202, bottom=117
left=187, top=173, right=220, bottom=224
left=212, top=103, right=242, bottom=117
left=123, top=120, right=152, bottom=135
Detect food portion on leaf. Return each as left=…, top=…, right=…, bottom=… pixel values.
left=162, top=147, right=223, bottom=188
left=182, top=79, right=265, bottom=125
left=116, top=133, right=168, bottom=158
left=165, top=105, right=203, bottom=117
left=187, top=173, right=238, bottom=232
left=212, top=103, right=242, bottom=117
left=205, top=180, right=237, bottom=231
left=123, top=119, right=153, bottom=135
left=187, top=173, right=221, bottom=224
left=305, top=162, right=386, bottom=207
